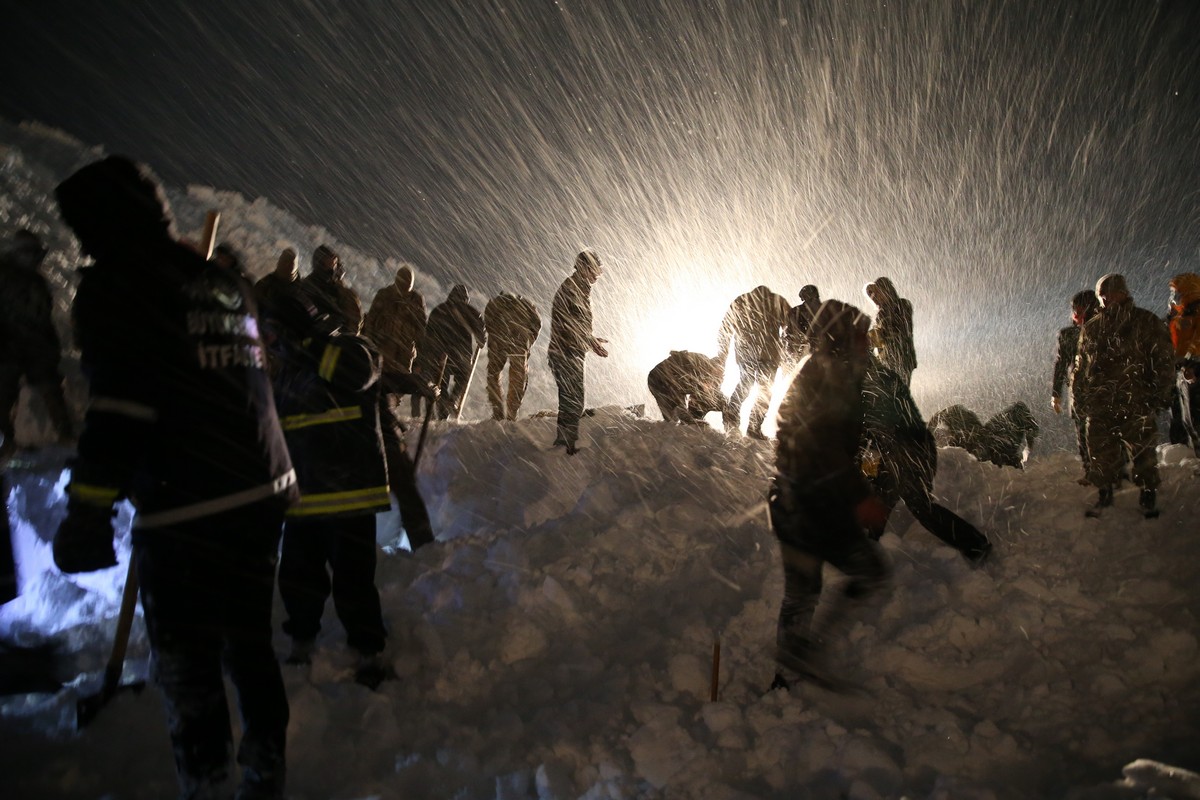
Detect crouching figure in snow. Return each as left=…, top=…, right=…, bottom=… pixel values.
left=768, top=300, right=891, bottom=689
left=647, top=350, right=726, bottom=425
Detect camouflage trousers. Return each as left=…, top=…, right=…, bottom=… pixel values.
left=1084, top=410, right=1159, bottom=490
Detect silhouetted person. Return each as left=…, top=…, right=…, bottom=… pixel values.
left=301, top=244, right=362, bottom=333
left=416, top=284, right=486, bottom=420
left=0, top=230, right=74, bottom=462
left=716, top=285, right=791, bottom=439
left=785, top=284, right=822, bottom=364
left=53, top=156, right=297, bottom=799
left=1052, top=289, right=1101, bottom=483
left=484, top=291, right=541, bottom=421
left=862, top=359, right=992, bottom=565
left=254, top=247, right=299, bottom=321
left=647, top=350, right=726, bottom=424
left=769, top=300, right=891, bottom=686
left=549, top=250, right=608, bottom=453
left=263, top=289, right=395, bottom=688
left=864, top=276, right=917, bottom=385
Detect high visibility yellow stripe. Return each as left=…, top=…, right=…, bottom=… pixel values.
left=286, top=485, right=391, bottom=517
left=318, top=344, right=341, bottom=381
left=69, top=483, right=121, bottom=506
left=280, top=406, right=362, bottom=430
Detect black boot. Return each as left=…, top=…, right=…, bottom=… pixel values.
left=1139, top=488, right=1159, bottom=519
left=1085, top=487, right=1114, bottom=518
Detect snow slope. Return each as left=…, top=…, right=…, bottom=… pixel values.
left=2, top=408, right=1199, bottom=800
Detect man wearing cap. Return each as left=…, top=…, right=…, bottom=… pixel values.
left=548, top=249, right=607, bottom=454
left=1073, top=273, right=1175, bottom=517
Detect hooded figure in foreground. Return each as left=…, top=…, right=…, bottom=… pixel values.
left=769, top=300, right=891, bottom=687
left=54, top=156, right=298, bottom=799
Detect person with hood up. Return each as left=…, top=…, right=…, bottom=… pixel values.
left=254, top=247, right=299, bottom=321
left=52, top=156, right=298, bottom=800
left=769, top=300, right=891, bottom=689
left=416, top=283, right=486, bottom=420
left=548, top=250, right=608, bottom=454
left=483, top=291, right=541, bottom=421
left=262, top=288, right=395, bottom=688
left=864, top=276, right=917, bottom=385
left=785, top=284, right=822, bottom=365
left=862, top=358, right=992, bottom=565
left=0, top=229, right=74, bottom=463
left=647, top=350, right=726, bottom=425
left=1167, top=272, right=1200, bottom=455
left=300, top=244, right=362, bottom=333
left=1051, top=289, right=1101, bottom=482
left=1073, top=273, right=1175, bottom=517
left=363, top=262, right=428, bottom=417
left=715, top=284, right=792, bottom=440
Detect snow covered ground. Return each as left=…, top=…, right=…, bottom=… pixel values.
left=2, top=120, right=1199, bottom=799
left=2, top=409, right=1199, bottom=800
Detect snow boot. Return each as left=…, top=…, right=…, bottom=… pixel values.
left=353, top=651, right=396, bottom=690
left=1085, top=487, right=1114, bottom=518
left=965, top=540, right=993, bottom=569
left=1139, top=488, right=1159, bottom=519
left=285, top=638, right=314, bottom=666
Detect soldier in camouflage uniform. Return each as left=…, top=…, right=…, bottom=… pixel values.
left=1051, top=290, right=1101, bottom=482
left=1073, top=273, right=1175, bottom=516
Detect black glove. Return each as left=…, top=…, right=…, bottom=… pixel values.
left=54, top=502, right=118, bottom=574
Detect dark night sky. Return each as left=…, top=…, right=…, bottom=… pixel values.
left=4, top=0, right=1200, bottom=418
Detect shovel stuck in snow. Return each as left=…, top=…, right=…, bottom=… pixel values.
left=76, top=555, right=145, bottom=728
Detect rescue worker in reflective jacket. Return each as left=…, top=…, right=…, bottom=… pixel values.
left=647, top=350, right=726, bottom=424
left=263, top=289, right=394, bottom=688
left=52, top=156, right=298, bottom=800
left=769, top=300, right=891, bottom=686
left=861, top=359, right=992, bottom=565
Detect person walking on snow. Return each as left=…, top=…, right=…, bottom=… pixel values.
left=861, top=358, right=992, bottom=566
left=483, top=291, right=541, bottom=421
left=549, top=250, right=608, bottom=454
left=716, top=285, right=792, bottom=440
left=1073, top=273, right=1175, bottom=517
left=53, top=156, right=298, bottom=800
left=768, top=300, right=891, bottom=688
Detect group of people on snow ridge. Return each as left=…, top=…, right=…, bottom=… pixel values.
left=4, top=151, right=1195, bottom=794
left=1050, top=272, right=1196, bottom=518
left=0, top=155, right=609, bottom=799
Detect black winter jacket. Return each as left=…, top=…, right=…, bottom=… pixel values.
left=272, top=331, right=390, bottom=518
left=69, top=240, right=297, bottom=528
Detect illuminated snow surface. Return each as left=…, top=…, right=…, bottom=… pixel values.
left=2, top=123, right=1200, bottom=799
left=2, top=414, right=1200, bottom=800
